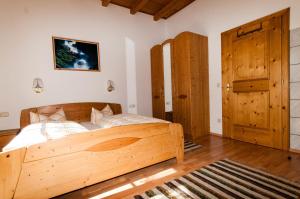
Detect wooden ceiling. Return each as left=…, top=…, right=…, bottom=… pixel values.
left=101, top=0, right=195, bottom=21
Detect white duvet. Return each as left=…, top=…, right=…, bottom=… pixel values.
left=93, top=113, right=168, bottom=128
left=2, top=114, right=167, bottom=152
left=2, top=121, right=88, bottom=152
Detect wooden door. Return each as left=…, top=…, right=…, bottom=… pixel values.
left=151, top=45, right=165, bottom=120
left=222, top=9, right=289, bottom=150
left=172, top=33, right=192, bottom=140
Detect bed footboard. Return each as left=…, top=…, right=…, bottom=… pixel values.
left=0, top=123, right=183, bottom=199
left=0, top=148, right=26, bottom=199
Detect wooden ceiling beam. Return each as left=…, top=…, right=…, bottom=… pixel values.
left=153, top=0, right=180, bottom=21
left=130, top=0, right=149, bottom=15
left=101, top=0, right=112, bottom=7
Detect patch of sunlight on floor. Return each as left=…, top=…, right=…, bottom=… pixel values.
left=89, top=183, right=134, bottom=199
left=88, top=168, right=177, bottom=198
left=133, top=168, right=177, bottom=186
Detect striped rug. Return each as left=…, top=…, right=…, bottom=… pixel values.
left=134, top=159, right=300, bottom=199
left=184, top=140, right=201, bottom=152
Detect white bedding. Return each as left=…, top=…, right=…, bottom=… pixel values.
left=2, top=114, right=168, bottom=152
left=79, top=122, right=101, bottom=130
left=2, top=121, right=88, bottom=152
left=93, top=113, right=168, bottom=128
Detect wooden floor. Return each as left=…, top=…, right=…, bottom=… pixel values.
left=54, top=135, right=300, bottom=199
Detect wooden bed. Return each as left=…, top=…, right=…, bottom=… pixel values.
left=0, top=102, right=184, bottom=199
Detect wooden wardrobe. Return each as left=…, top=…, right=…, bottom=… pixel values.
left=151, top=31, right=210, bottom=142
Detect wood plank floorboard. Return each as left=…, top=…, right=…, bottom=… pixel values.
left=54, top=135, right=300, bottom=199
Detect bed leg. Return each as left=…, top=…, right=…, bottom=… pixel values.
left=170, top=123, right=184, bottom=163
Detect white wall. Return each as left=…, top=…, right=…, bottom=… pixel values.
left=290, top=27, right=300, bottom=150
left=125, top=37, right=138, bottom=114
left=165, top=0, right=300, bottom=134
left=0, top=0, right=165, bottom=130
left=2, top=0, right=300, bottom=133
left=163, top=43, right=173, bottom=112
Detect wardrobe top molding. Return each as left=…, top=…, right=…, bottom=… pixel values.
left=100, top=0, right=195, bottom=21
left=156, top=31, right=208, bottom=46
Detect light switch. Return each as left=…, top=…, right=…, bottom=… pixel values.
left=129, top=104, right=136, bottom=108
left=0, top=112, right=9, bottom=117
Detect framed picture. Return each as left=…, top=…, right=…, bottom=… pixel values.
left=52, top=37, right=100, bottom=72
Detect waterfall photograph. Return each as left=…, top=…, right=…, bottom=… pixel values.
left=52, top=37, right=100, bottom=71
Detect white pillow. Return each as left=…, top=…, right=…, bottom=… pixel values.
left=91, top=107, right=104, bottom=125
left=30, top=112, right=48, bottom=123
left=101, top=105, right=114, bottom=117
left=49, top=108, right=66, bottom=121
left=90, top=105, right=113, bottom=125
left=30, top=108, right=66, bottom=124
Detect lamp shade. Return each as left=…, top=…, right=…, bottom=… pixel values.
left=107, top=80, right=114, bottom=92
left=32, top=78, right=44, bottom=93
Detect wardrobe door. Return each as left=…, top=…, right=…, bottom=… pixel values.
left=172, top=33, right=192, bottom=140
left=189, top=34, right=210, bottom=139
left=151, top=45, right=165, bottom=120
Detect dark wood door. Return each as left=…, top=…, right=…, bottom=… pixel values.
left=222, top=9, right=290, bottom=150
left=150, top=45, right=165, bottom=120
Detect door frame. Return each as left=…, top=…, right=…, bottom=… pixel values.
left=221, top=8, right=290, bottom=150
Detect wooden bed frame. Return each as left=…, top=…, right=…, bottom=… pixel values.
left=0, top=102, right=184, bottom=199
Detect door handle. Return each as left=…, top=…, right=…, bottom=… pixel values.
left=153, top=95, right=160, bottom=99
left=178, top=94, right=187, bottom=99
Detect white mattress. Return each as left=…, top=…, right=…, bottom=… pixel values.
left=2, top=114, right=168, bottom=152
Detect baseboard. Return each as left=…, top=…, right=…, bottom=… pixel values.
left=210, top=132, right=223, bottom=137
left=289, top=148, right=300, bottom=154
left=210, top=132, right=299, bottom=153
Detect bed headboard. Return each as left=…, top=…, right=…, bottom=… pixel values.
left=20, top=102, right=122, bottom=129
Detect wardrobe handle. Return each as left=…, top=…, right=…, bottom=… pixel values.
left=178, top=94, right=187, bottom=99
left=159, top=87, right=165, bottom=98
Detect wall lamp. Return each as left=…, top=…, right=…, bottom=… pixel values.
left=33, top=78, right=44, bottom=93
left=107, top=80, right=115, bottom=92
